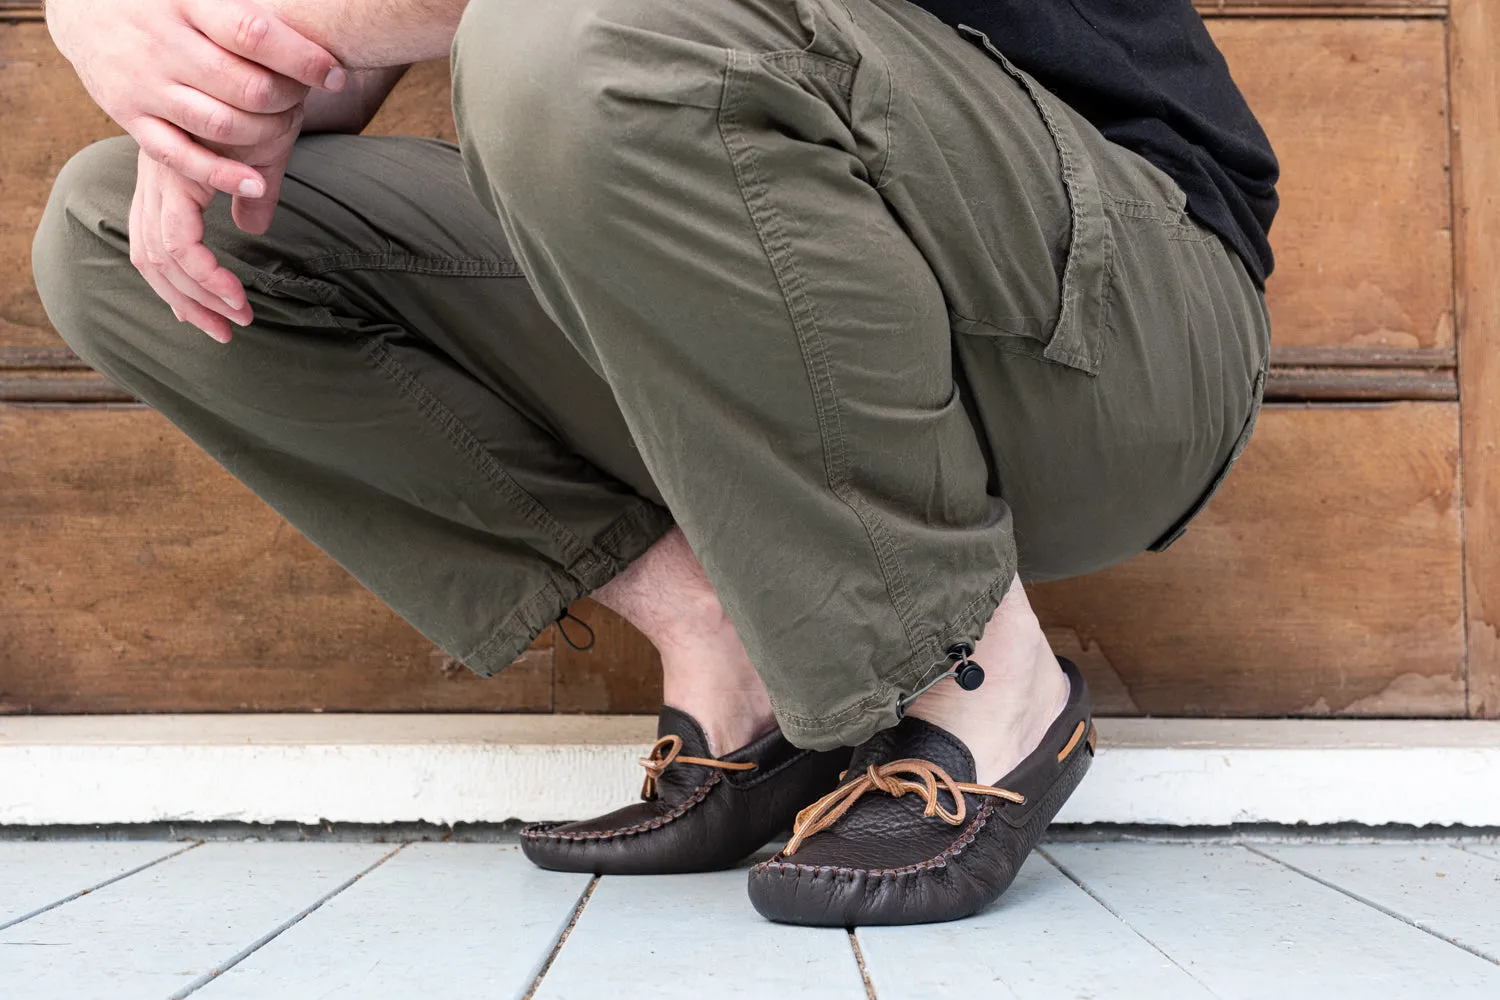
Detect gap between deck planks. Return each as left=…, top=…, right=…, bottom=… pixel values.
left=3, top=840, right=1500, bottom=999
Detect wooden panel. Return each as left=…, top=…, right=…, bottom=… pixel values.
left=364, top=59, right=456, bottom=142
left=1200, top=1, right=1447, bottom=12
left=1265, top=366, right=1456, bottom=401
left=1034, top=403, right=1466, bottom=717
left=0, top=370, right=133, bottom=403
left=0, top=405, right=554, bottom=713
left=0, top=2, right=1453, bottom=20
left=0, top=23, right=122, bottom=350
left=0, top=18, right=1457, bottom=361
left=553, top=598, right=662, bottom=714
left=0, top=40, right=453, bottom=353
left=1211, top=19, right=1453, bottom=352
left=7, top=352, right=1464, bottom=405
left=1453, top=0, right=1500, bottom=718
left=6, top=403, right=1460, bottom=716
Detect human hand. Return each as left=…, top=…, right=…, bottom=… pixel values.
left=129, top=111, right=302, bottom=343
left=47, top=0, right=343, bottom=198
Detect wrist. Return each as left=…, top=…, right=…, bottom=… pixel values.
left=261, top=0, right=465, bottom=68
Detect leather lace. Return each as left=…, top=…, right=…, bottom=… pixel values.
left=783, top=758, right=1025, bottom=856
left=639, top=735, right=756, bottom=801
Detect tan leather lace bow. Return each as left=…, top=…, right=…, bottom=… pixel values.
left=783, top=758, right=1025, bottom=855
left=639, top=734, right=757, bottom=800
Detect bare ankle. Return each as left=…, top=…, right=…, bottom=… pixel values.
left=591, top=526, right=777, bottom=756
left=906, top=577, right=1068, bottom=784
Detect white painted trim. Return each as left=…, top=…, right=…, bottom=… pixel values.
left=2, top=716, right=1498, bottom=828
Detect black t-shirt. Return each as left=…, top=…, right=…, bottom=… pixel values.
left=910, top=0, right=1279, bottom=287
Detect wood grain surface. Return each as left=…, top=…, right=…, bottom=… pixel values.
left=0, top=15, right=1480, bottom=719
left=1210, top=18, right=1454, bottom=354
left=553, top=598, right=663, bottom=714
left=0, top=19, right=1459, bottom=365
left=1, top=403, right=1467, bottom=717
left=0, top=43, right=453, bottom=350
left=1452, top=0, right=1500, bottom=718
left=1034, top=403, right=1467, bottom=717
left=0, top=405, right=554, bottom=713
left=0, top=1, right=1456, bottom=16
left=0, top=23, right=122, bottom=350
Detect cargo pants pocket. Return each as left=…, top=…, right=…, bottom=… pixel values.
left=951, top=25, right=1113, bottom=376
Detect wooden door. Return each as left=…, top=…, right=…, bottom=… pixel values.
left=2, top=0, right=1497, bottom=718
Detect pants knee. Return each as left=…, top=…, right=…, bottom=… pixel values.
left=451, top=0, right=722, bottom=220
left=32, top=136, right=140, bottom=365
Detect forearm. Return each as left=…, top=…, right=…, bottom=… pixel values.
left=301, top=64, right=408, bottom=132
left=266, top=0, right=467, bottom=68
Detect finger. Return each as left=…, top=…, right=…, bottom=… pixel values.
left=189, top=0, right=346, bottom=92
left=154, top=83, right=301, bottom=147
left=168, top=285, right=236, bottom=343
left=179, top=37, right=309, bottom=115
left=128, top=152, right=150, bottom=285
left=131, top=115, right=268, bottom=198
left=137, top=233, right=226, bottom=338
left=231, top=113, right=302, bottom=235
left=158, top=180, right=252, bottom=321
left=128, top=152, right=197, bottom=324
left=141, top=169, right=239, bottom=339
left=154, top=201, right=252, bottom=327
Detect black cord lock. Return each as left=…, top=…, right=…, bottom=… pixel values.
left=946, top=642, right=986, bottom=691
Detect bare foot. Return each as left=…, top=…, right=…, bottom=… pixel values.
left=904, top=575, right=1069, bottom=785
left=591, top=527, right=776, bottom=755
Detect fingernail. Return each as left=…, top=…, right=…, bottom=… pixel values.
left=238, top=178, right=265, bottom=198
left=323, top=66, right=347, bottom=92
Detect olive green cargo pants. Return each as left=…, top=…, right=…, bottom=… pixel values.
left=33, top=0, right=1269, bottom=750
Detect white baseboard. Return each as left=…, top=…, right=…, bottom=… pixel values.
left=3, top=715, right=1498, bottom=828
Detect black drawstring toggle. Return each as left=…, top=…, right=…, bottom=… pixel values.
left=946, top=642, right=986, bottom=691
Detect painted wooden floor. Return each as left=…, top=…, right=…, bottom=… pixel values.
left=1, top=839, right=1498, bottom=999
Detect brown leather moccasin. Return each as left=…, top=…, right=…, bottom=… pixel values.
left=520, top=706, right=850, bottom=875
left=747, top=657, right=1094, bottom=926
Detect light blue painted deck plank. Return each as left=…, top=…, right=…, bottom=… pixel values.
left=857, top=854, right=1217, bottom=999
left=193, top=844, right=590, bottom=1000
left=1257, top=844, right=1500, bottom=962
left=1047, top=843, right=1500, bottom=999
left=532, top=868, right=867, bottom=1000
left=0, top=842, right=188, bottom=928
left=1461, top=844, right=1500, bottom=864
left=0, top=842, right=391, bottom=1000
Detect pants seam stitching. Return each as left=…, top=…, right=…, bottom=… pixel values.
left=356, top=336, right=596, bottom=571
left=716, top=50, right=921, bottom=658
left=576, top=501, right=677, bottom=591
left=304, top=253, right=526, bottom=278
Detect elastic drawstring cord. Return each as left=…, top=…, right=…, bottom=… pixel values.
left=555, top=611, right=596, bottom=651
left=895, top=642, right=987, bottom=717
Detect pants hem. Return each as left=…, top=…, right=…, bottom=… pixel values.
left=775, top=562, right=1017, bottom=751
left=461, top=500, right=676, bottom=677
